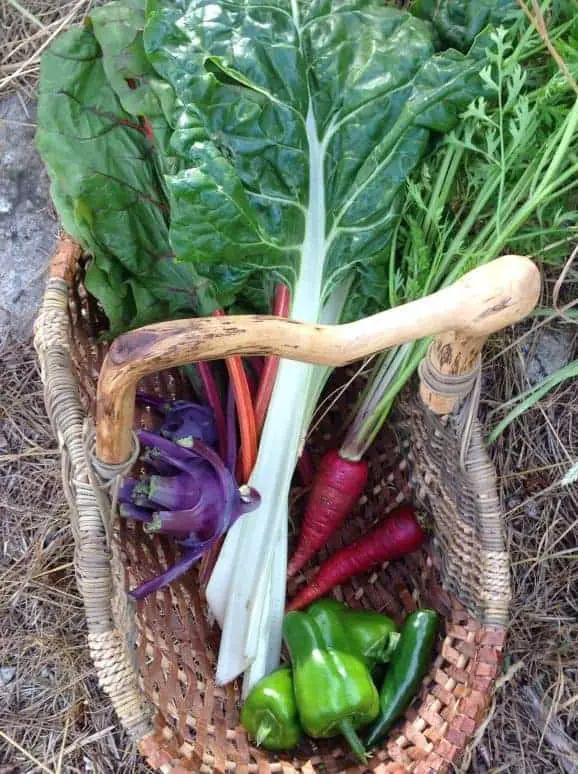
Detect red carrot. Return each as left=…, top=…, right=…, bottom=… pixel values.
left=287, top=506, right=425, bottom=611
left=287, top=449, right=369, bottom=578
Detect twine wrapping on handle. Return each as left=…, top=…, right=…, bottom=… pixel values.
left=88, top=429, right=141, bottom=484
left=84, top=426, right=140, bottom=547
left=418, top=348, right=482, bottom=470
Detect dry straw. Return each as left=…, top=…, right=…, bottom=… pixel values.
left=1, top=1, right=576, bottom=771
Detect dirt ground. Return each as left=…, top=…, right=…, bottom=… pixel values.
left=1, top=2, right=577, bottom=772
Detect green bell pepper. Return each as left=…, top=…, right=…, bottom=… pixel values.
left=365, top=609, right=439, bottom=749
left=283, top=611, right=379, bottom=763
left=241, top=666, right=302, bottom=751
left=306, top=598, right=400, bottom=670
left=345, top=609, right=400, bottom=667
left=304, top=599, right=352, bottom=651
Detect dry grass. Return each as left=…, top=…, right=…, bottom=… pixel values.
left=1, top=1, right=576, bottom=771
left=0, top=341, right=149, bottom=773
left=465, top=270, right=578, bottom=774
left=0, top=0, right=96, bottom=98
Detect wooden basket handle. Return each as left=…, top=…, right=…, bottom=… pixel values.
left=95, top=255, right=540, bottom=464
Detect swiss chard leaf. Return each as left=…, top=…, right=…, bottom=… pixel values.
left=144, top=0, right=488, bottom=323
left=36, top=23, right=205, bottom=333
left=88, top=0, right=184, bottom=177
left=411, top=0, right=519, bottom=51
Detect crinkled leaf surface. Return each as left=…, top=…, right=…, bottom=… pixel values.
left=145, top=0, right=486, bottom=322
left=412, top=0, right=519, bottom=51
left=88, top=0, right=184, bottom=177
left=36, top=22, right=203, bottom=333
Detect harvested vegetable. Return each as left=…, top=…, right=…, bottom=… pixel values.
left=137, top=394, right=218, bottom=449
left=241, top=666, right=302, bottom=751
left=254, top=284, right=291, bottom=434
left=288, top=507, right=425, bottom=611
left=212, top=309, right=258, bottom=484
left=306, top=598, right=400, bottom=671
left=345, top=609, right=400, bottom=669
left=225, top=383, right=237, bottom=474
left=413, top=0, right=519, bottom=50
left=283, top=611, right=379, bottom=763
left=287, top=450, right=368, bottom=577
left=119, top=427, right=260, bottom=600
left=296, top=449, right=315, bottom=487
left=366, top=609, right=439, bottom=748
left=302, top=598, right=351, bottom=653
left=36, top=2, right=203, bottom=335
left=196, top=362, right=228, bottom=462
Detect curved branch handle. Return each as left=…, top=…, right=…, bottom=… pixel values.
left=96, top=255, right=540, bottom=464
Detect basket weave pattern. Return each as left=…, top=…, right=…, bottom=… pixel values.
left=34, top=238, right=509, bottom=773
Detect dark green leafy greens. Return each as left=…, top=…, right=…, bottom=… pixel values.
left=88, top=0, right=183, bottom=176
left=37, top=27, right=162, bottom=331
left=411, top=0, right=519, bottom=50
left=143, top=0, right=493, bottom=694
left=36, top=6, right=203, bottom=334
left=144, top=0, right=489, bottom=323
left=37, top=0, right=492, bottom=333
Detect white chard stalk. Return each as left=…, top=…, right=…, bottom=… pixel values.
left=208, top=98, right=327, bottom=692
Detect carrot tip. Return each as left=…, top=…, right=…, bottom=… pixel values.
left=286, top=560, right=299, bottom=579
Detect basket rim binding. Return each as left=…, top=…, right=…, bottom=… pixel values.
left=34, top=235, right=509, bottom=774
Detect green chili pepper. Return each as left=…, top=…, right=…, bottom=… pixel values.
left=283, top=611, right=379, bottom=763
left=365, top=609, right=439, bottom=749
left=241, top=666, right=302, bottom=751
left=306, top=599, right=400, bottom=670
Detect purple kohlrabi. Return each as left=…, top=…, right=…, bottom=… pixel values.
left=118, top=428, right=260, bottom=600
left=136, top=393, right=218, bottom=449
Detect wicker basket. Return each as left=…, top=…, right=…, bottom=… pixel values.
left=34, top=236, right=540, bottom=773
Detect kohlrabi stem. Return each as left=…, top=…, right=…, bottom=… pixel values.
left=197, top=361, right=227, bottom=462
left=225, top=383, right=237, bottom=474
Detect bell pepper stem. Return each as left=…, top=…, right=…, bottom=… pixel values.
left=338, top=719, right=368, bottom=764
left=255, top=716, right=273, bottom=747
left=384, top=631, right=401, bottom=661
